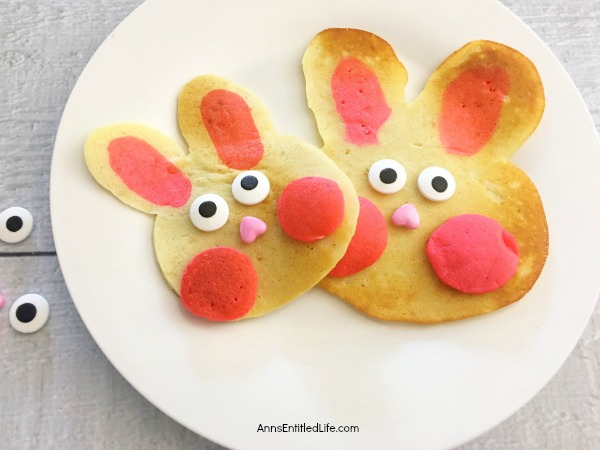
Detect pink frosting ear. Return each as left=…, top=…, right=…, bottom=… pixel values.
left=108, top=136, right=191, bottom=208
left=200, top=89, right=264, bottom=169
left=332, top=57, right=392, bottom=146
left=438, top=66, right=510, bottom=155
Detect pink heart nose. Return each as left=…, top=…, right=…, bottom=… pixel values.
left=240, top=216, right=267, bottom=244
left=392, top=203, right=420, bottom=229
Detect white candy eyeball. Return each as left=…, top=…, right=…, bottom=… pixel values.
left=190, top=194, right=229, bottom=231
left=9, top=294, right=49, bottom=334
left=417, top=166, right=456, bottom=201
left=232, top=171, right=270, bottom=205
left=368, top=159, right=407, bottom=194
left=0, top=207, right=33, bottom=243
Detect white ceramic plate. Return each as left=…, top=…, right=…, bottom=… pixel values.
left=50, top=0, right=600, bottom=449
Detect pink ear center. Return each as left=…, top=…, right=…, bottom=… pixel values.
left=332, top=57, right=392, bottom=146
left=108, top=136, right=191, bottom=208
left=438, top=66, right=510, bottom=155
left=200, top=89, right=264, bottom=169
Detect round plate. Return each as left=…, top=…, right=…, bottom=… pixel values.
left=50, top=0, right=600, bottom=448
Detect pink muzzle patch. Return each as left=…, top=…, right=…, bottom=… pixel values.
left=426, top=214, right=519, bottom=294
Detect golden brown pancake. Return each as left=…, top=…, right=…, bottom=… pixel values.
left=303, top=28, right=548, bottom=322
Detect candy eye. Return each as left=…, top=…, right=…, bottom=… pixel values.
left=0, top=207, right=34, bottom=243
left=190, top=194, right=229, bottom=231
left=417, top=166, right=456, bottom=201
left=9, top=294, right=50, bottom=334
left=368, top=159, right=407, bottom=194
left=232, top=171, right=270, bottom=205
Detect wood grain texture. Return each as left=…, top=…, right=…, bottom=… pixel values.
left=0, top=0, right=598, bottom=449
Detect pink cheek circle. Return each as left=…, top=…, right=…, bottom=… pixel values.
left=329, top=196, right=387, bottom=277
left=276, top=177, right=345, bottom=243
left=426, top=214, right=519, bottom=294
left=180, top=247, right=258, bottom=321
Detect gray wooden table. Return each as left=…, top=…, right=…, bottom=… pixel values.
left=1, top=0, right=598, bottom=449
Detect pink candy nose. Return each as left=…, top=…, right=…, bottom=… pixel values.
left=392, top=203, right=420, bottom=229
left=240, top=216, right=267, bottom=244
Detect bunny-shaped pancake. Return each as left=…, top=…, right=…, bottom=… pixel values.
left=303, top=28, right=548, bottom=322
left=85, top=75, right=358, bottom=321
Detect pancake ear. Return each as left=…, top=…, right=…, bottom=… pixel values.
left=303, top=28, right=407, bottom=148
left=200, top=89, right=264, bottom=170
left=84, top=124, right=192, bottom=214
left=417, top=40, right=545, bottom=158
left=331, top=57, right=391, bottom=146
left=178, top=76, right=275, bottom=170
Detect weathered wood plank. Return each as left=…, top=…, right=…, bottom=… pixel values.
left=0, top=0, right=598, bottom=449
left=0, top=256, right=221, bottom=450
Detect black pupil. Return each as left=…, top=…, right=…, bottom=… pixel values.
left=16, top=303, right=37, bottom=323
left=379, top=168, right=398, bottom=184
left=241, top=175, right=259, bottom=191
left=6, top=216, right=23, bottom=232
left=431, top=176, right=448, bottom=193
left=199, top=201, right=217, bottom=218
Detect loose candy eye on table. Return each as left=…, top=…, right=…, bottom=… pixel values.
left=9, top=294, right=50, bottom=334
left=0, top=207, right=34, bottom=244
